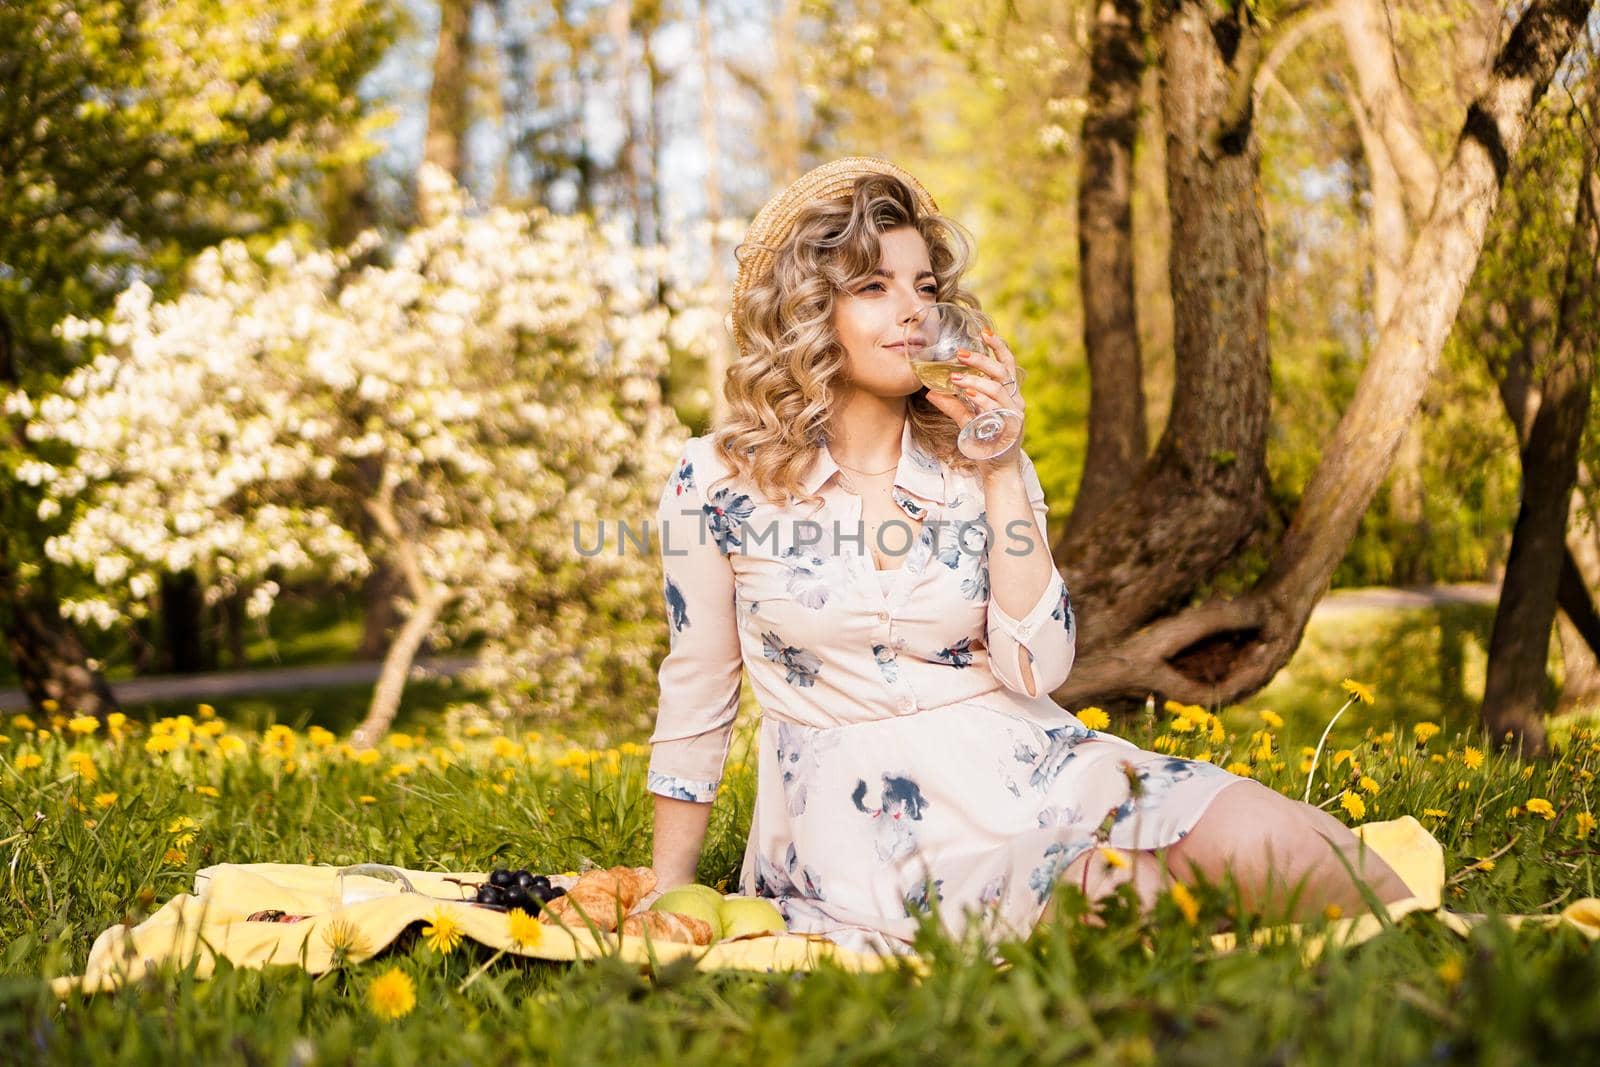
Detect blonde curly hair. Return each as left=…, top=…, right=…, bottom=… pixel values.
left=709, top=173, right=985, bottom=510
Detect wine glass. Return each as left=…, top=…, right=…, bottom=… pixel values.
left=902, top=303, right=1022, bottom=461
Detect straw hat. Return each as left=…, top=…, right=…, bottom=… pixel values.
left=728, top=156, right=940, bottom=357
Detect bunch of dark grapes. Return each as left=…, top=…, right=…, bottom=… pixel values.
left=473, top=868, right=566, bottom=913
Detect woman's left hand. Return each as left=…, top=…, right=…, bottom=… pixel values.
left=925, top=327, right=1026, bottom=474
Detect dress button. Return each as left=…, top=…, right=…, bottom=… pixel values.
left=877, top=610, right=890, bottom=622
left=1018, top=623, right=1032, bottom=638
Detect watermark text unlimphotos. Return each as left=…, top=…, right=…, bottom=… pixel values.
left=572, top=510, right=1044, bottom=560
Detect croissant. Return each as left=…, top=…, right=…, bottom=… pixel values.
left=540, top=866, right=658, bottom=931
left=620, top=910, right=714, bottom=945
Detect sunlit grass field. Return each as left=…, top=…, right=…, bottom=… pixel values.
left=0, top=689, right=1596, bottom=1064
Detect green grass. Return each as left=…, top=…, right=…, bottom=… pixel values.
left=0, top=702, right=1595, bottom=1064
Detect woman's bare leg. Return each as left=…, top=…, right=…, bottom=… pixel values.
left=1040, top=780, right=1416, bottom=926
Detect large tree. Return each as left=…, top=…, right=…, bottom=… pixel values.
left=1049, top=0, right=1596, bottom=737
left=0, top=0, right=394, bottom=714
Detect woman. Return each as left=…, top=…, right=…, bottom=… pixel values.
left=647, top=156, right=1413, bottom=955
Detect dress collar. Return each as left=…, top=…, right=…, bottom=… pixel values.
left=802, top=417, right=946, bottom=505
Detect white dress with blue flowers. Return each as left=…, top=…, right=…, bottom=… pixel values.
left=648, top=423, right=1248, bottom=954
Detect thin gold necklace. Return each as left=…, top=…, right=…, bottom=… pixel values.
left=835, top=457, right=899, bottom=477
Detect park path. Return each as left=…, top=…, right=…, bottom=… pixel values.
left=0, top=584, right=1500, bottom=712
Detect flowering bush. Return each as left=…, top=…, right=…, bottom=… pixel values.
left=22, top=168, right=703, bottom=735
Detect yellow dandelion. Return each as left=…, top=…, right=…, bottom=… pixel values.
left=1332, top=749, right=1353, bottom=768
left=1461, top=746, right=1484, bottom=770
left=1413, top=722, right=1440, bottom=744
left=1359, top=776, right=1380, bottom=795
left=40, top=699, right=58, bottom=713
left=355, top=748, right=381, bottom=767
left=15, top=753, right=43, bottom=771
left=1224, top=762, right=1252, bottom=778
left=422, top=910, right=464, bottom=955
left=1573, top=812, right=1596, bottom=837
left=167, top=816, right=200, bottom=846
left=1423, top=808, right=1449, bottom=819
left=1169, top=882, right=1199, bottom=925
left=1340, top=792, right=1366, bottom=821
left=1340, top=679, right=1376, bottom=705
left=1323, top=903, right=1343, bottom=921
left=1436, top=958, right=1464, bottom=989
left=1260, top=709, right=1284, bottom=730
left=214, top=735, right=244, bottom=757
left=1077, top=707, right=1110, bottom=731
left=1475, top=858, right=1496, bottom=872
left=1524, top=798, right=1556, bottom=820
left=359, top=795, right=378, bottom=805
left=67, top=715, right=99, bottom=735
left=145, top=734, right=179, bottom=756
left=507, top=908, right=543, bottom=948
left=1170, top=716, right=1197, bottom=734
left=1099, top=846, right=1129, bottom=870
left=197, top=703, right=215, bottom=719
left=308, top=726, right=336, bottom=748
left=366, top=967, right=416, bottom=1021
left=1521, top=765, right=1534, bottom=780
left=11, top=714, right=37, bottom=731
left=83, top=818, right=98, bottom=830
left=66, top=751, right=97, bottom=782
left=195, top=785, right=220, bottom=798
left=491, top=783, right=507, bottom=795
left=162, top=847, right=188, bottom=866
left=94, top=791, right=118, bottom=809
left=491, top=736, right=524, bottom=760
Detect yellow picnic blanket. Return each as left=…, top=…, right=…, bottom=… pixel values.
left=49, top=816, right=1600, bottom=996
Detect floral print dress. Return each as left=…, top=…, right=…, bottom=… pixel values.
left=648, top=422, right=1248, bottom=955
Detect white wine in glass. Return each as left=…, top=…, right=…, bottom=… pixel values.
left=902, top=303, right=1022, bottom=461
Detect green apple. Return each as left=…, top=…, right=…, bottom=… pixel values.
left=650, top=886, right=725, bottom=939
left=717, top=896, right=786, bottom=940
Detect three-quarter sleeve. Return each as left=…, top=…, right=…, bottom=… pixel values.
left=986, top=452, right=1076, bottom=699
left=647, top=439, right=744, bottom=803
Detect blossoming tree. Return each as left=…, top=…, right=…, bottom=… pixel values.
left=23, top=170, right=696, bottom=743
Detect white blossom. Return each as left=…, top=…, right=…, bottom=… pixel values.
left=33, top=171, right=719, bottom=721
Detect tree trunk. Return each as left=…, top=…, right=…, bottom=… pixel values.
left=640, top=24, right=666, bottom=246
left=772, top=0, right=803, bottom=184
left=1335, top=0, right=1442, bottom=221
left=1054, top=0, right=1596, bottom=709
left=349, top=588, right=450, bottom=748
left=0, top=561, right=119, bottom=717
left=1481, top=144, right=1598, bottom=752
left=1055, top=0, right=1272, bottom=655
left=696, top=0, right=731, bottom=426
left=609, top=0, right=643, bottom=240
left=357, top=560, right=406, bottom=661
left=1344, top=80, right=1428, bottom=554
left=1068, top=0, right=1149, bottom=542
left=347, top=480, right=454, bottom=746
left=158, top=570, right=209, bottom=673
left=423, top=0, right=475, bottom=191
